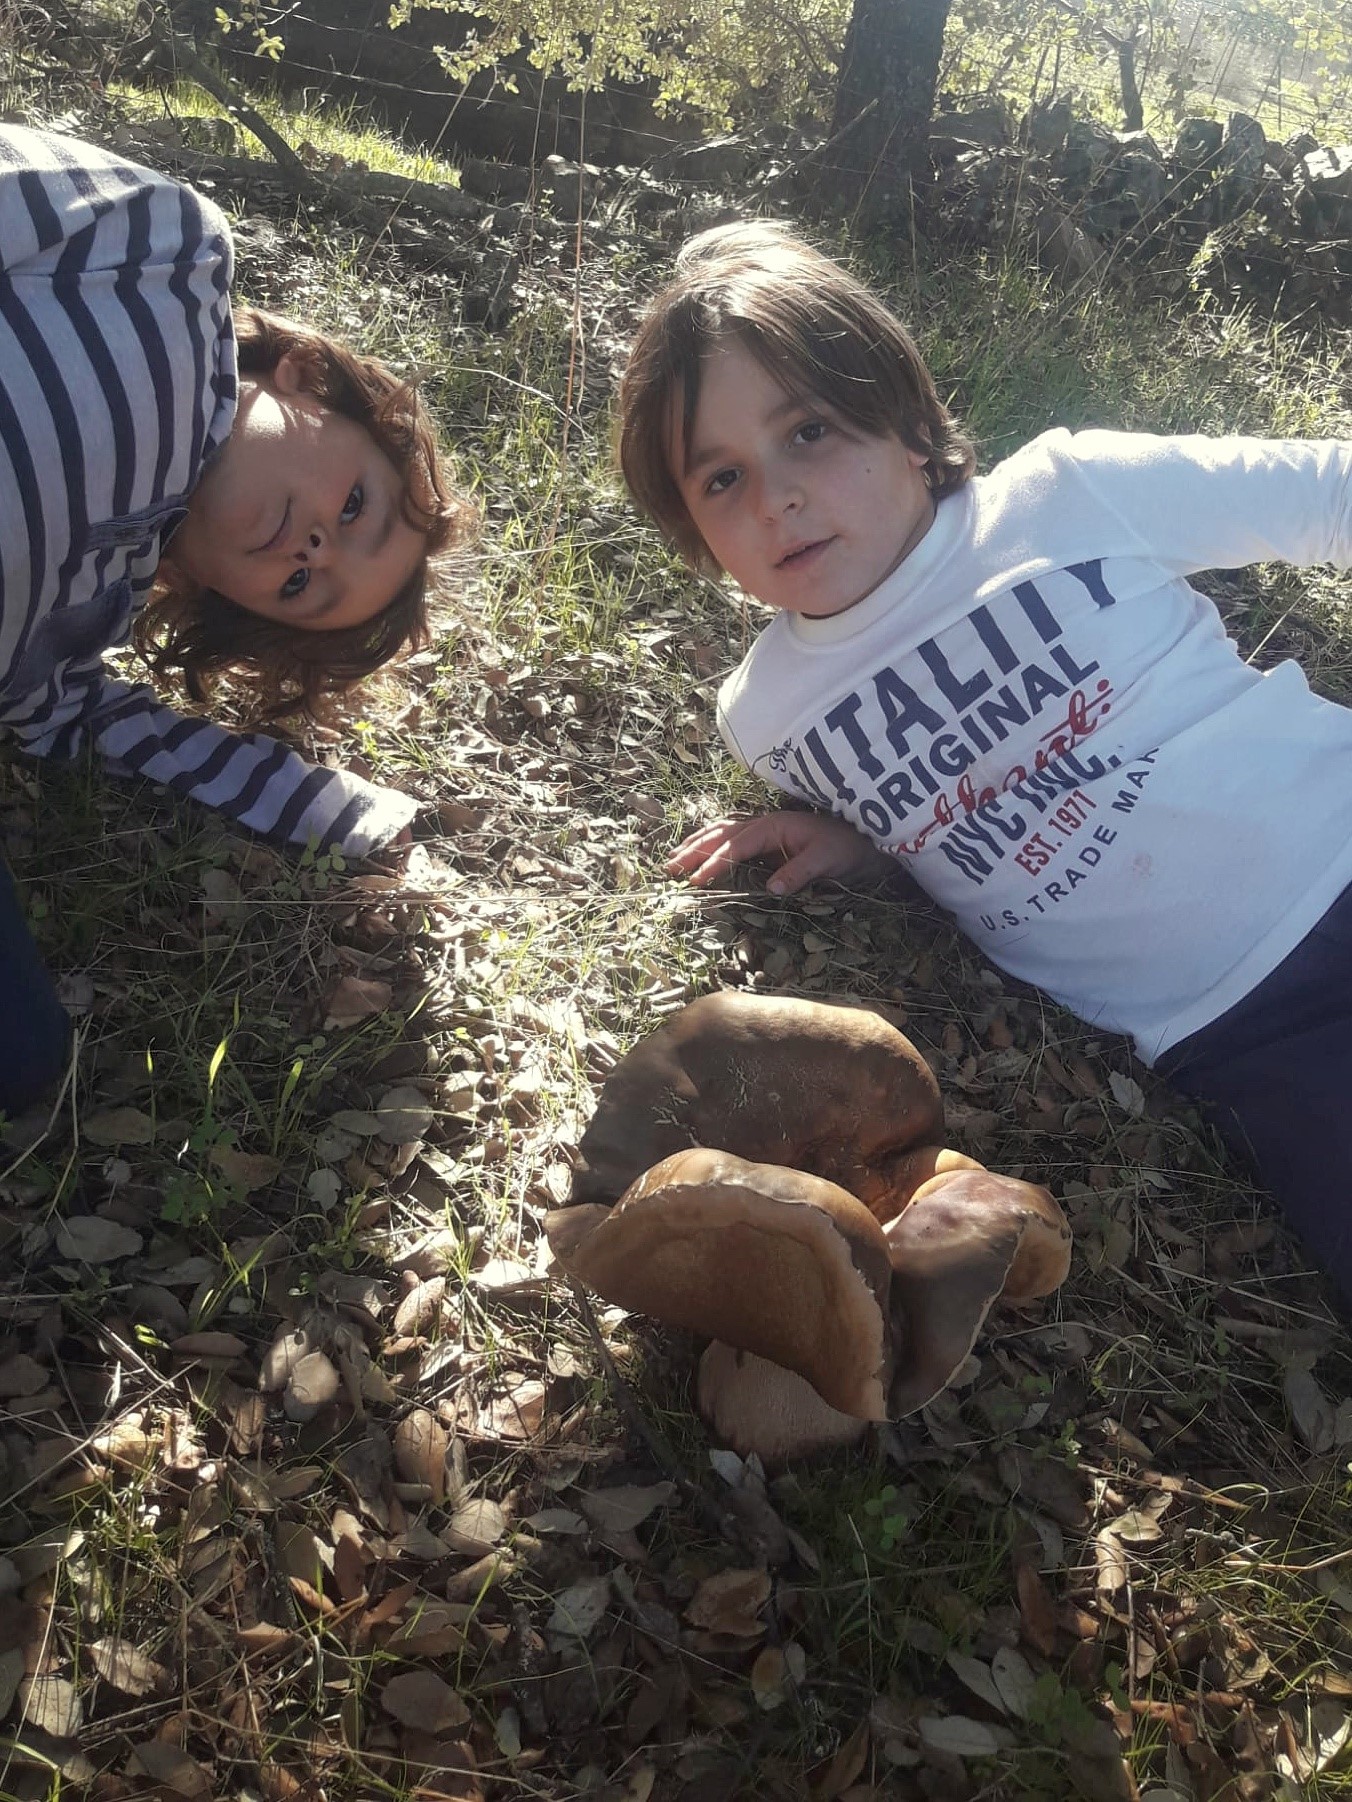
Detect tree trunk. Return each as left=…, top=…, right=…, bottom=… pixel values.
left=829, top=0, right=953, bottom=201
left=1117, top=33, right=1144, bottom=131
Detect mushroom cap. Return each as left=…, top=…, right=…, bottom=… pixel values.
left=883, top=1167, right=1072, bottom=1418
left=570, top=991, right=943, bottom=1212
left=546, top=1146, right=893, bottom=1419
left=868, top=1144, right=985, bottom=1223
left=697, top=1341, right=869, bottom=1465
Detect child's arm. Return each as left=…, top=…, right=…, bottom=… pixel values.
left=5, top=665, right=416, bottom=856
left=668, top=808, right=896, bottom=897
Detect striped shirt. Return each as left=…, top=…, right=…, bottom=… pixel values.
left=0, top=125, right=416, bottom=854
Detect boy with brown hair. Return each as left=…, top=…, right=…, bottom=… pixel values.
left=619, top=218, right=1352, bottom=1306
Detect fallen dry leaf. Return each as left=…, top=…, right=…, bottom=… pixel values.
left=259, top=1328, right=312, bottom=1394
left=393, top=1407, right=450, bottom=1502
left=548, top=1573, right=611, bottom=1640
left=684, top=1567, right=771, bottom=1636
left=210, top=1146, right=282, bottom=1195
left=577, top=1481, right=675, bottom=1534
left=88, top=1636, right=170, bottom=1698
left=83, top=1106, right=156, bottom=1147
left=1095, top=1527, right=1130, bottom=1595
left=1015, top=1558, right=1059, bottom=1656
left=0, top=1648, right=23, bottom=1718
left=394, top=1277, right=447, bottom=1338
left=385, top=1600, right=470, bottom=1658
left=374, top=1084, right=435, bottom=1144
left=918, top=1715, right=1013, bottom=1757
left=381, top=1669, right=471, bottom=1733
left=54, top=1216, right=143, bottom=1264
left=1285, top=1364, right=1337, bottom=1454
left=323, top=974, right=394, bottom=1029
left=127, top=1740, right=213, bottom=1799
left=283, top=1352, right=341, bottom=1423
left=752, top=1641, right=806, bottom=1709
left=19, top=1672, right=80, bottom=1737
left=442, top=1498, right=506, bottom=1556
left=0, top=1354, right=48, bottom=1399
left=814, top=1717, right=870, bottom=1797
left=483, top=1377, right=546, bottom=1441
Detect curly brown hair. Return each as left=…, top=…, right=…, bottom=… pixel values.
left=136, top=308, right=475, bottom=722
left=618, top=220, right=975, bottom=574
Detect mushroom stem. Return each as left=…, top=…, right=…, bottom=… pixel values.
left=697, top=1342, right=870, bottom=1464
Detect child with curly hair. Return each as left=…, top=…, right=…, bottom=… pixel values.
left=0, top=123, right=474, bottom=1108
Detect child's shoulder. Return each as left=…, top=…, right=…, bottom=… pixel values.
left=983, top=425, right=1264, bottom=487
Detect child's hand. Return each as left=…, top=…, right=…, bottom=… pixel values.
left=667, top=811, right=894, bottom=897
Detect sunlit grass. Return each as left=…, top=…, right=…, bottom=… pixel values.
left=107, top=76, right=464, bottom=186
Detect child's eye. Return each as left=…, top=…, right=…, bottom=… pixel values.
left=705, top=468, right=739, bottom=496
left=340, top=485, right=364, bottom=524
left=280, top=567, right=310, bottom=600
left=794, top=420, right=828, bottom=446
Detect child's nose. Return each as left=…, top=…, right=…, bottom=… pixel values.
left=758, top=466, right=802, bottom=519
left=297, top=524, right=333, bottom=568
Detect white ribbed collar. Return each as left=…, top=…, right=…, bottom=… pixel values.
left=780, top=486, right=969, bottom=647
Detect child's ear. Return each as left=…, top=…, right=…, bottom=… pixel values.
left=270, top=350, right=306, bottom=396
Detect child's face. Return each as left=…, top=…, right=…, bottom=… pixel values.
left=669, top=340, right=934, bottom=619
left=167, top=352, right=427, bottom=630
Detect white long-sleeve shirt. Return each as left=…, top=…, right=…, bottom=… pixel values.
left=0, top=125, right=416, bottom=854
left=718, top=428, right=1352, bottom=1063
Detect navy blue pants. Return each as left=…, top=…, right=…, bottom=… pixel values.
left=1157, top=885, right=1352, bottom=1312
left=0, top=860, right=69, bottom=1114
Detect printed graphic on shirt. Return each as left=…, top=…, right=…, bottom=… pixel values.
left=748, top=558, right=1161, bottom=933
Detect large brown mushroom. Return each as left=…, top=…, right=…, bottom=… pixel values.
left=550, top=993, right=1073, bottom=1464
left=883, top=1165, right=1071, bottom=1420
left=548, top=1147, right=893, bottom=1418
left=570, top=990, right=943, bottom=1217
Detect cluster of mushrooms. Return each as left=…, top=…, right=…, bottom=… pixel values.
left=546, top=993, right=1072, bottom=1465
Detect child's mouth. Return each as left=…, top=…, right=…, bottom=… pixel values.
left=777, top=537, right=832, bottom=569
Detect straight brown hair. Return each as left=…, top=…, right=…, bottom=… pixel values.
left=618, top=220, right=975, bottom=573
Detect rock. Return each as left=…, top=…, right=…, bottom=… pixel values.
left=539, top=154, right=602, bottom=217
left=1056, top=119, right=1116, bottom=194
left=1218, top=111, right=1267, bottom=215
left=1171, top=117, right=1223, bottom=170
left=666, top=135, right=751, bottom=184
left=932, top=103, right=1012, bottom=148
left=459, top=158, right=533, bottom=202
left=259, top=1327, right=313, bottom=1394
left=1024, top=99, right=1072, bottom=157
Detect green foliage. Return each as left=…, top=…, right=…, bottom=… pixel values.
left=391, top=0, right=848, bottom=124
left=214, top=0, right=284, bottom=61
left=205, top=0, right=1352, bottom=140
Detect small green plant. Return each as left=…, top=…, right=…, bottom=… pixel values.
left=859, top=1482, right=913, bottom=1556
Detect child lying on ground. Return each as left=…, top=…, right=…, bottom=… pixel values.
left=0, top=123, right=473, bottom=1110
left=618, top=218, right=1352, bottom=1309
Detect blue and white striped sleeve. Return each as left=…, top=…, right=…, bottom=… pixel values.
left=10, top=662, right=418, bottom=853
